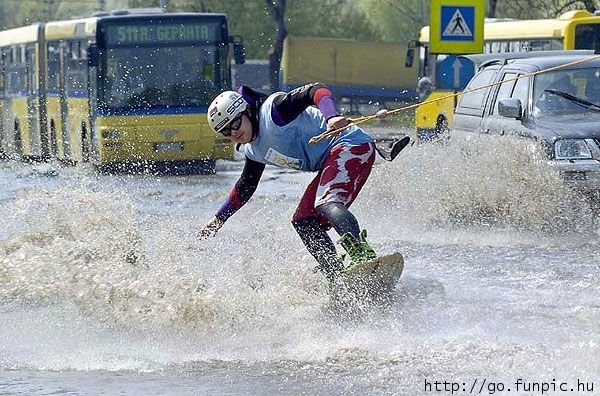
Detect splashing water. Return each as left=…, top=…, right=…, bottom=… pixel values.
left=365, top=134, right=594, bottom=234
left=0, top=183, right=213, bottom=330
left=0, top=136, right=598, bottom=393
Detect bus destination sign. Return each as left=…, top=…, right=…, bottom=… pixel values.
left=106, top=23, right=219, bottom=45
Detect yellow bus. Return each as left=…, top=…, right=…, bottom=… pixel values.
left=414, top=10, right=600, bottom=143
left=0, top=10, right=244, bottom=173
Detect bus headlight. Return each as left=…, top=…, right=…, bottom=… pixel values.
left=102, top=129, right=121, bottom=139
left=554, top=139, right=592, bottom=160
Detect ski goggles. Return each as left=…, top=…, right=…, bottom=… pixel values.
left=219, top=112, right=244, bottom=137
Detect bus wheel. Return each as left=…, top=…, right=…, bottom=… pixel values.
left=156, top=159, right=216, bottom=175
left=0, top=124, right=5, bottom=160
left=13, top=120, right=22, bottom=159
left=200, top=159, right=216, bottom=175
left=435, top=117, right=450, bottom=142
left=50, top=120, right=58, bottom=158
left=183, top=159, right=216, bottom=175
left=81, top=122, right=90, bottom=163
left=435, top=117, right=449, bottom=134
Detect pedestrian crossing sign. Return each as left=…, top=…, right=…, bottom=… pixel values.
left=442, top=8, right=474, bottom=39
left=430, top=0, right=484, bottom=54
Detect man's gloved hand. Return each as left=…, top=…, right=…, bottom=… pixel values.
left=326, top=115, right=351, bottom=135
left=376, top=109, right=389, bottom=119
left=198, top=216, right=225, bottom=239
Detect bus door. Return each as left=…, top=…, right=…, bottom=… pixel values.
left=46, top=41, right=60, bottom=158
left=25, top=44, right=40, bottom=158
left=87, top=43, right=99, bottom=162
left=58, top=41, right=71, bottom=159
left=0, top=50, right=5, bottom=156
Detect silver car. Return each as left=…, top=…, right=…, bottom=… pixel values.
left=453, top=52, right=600, bottom=194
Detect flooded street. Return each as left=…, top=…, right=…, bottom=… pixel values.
left=1, top=136, right=599, bottom=395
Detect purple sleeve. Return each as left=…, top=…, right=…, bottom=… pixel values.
left=315, top=94, right=338, bottom=121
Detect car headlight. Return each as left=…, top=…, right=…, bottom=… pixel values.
left=554, top=139, right=592, bottom=159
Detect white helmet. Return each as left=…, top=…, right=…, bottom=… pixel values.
left=207, top=91, right=248, bottom=133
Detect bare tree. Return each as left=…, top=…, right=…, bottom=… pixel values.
left=497, top=0, right=598, bottom=18
left=582, top=0, right=599, bottom=11
left=265, top=0, right=287, bottom=91
left=488, top=0, right=499, bottom=17
left=554, top=0, right=599, bottom=13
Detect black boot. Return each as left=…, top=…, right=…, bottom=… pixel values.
left=292, top=217, right=343, bottom=282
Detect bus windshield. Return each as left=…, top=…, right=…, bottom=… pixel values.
left=575, top=23, right=600, bottom=52
left=100, top=44, right=225, bottom=109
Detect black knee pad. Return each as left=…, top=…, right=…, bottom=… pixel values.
left=315, top=202, right=360, bottom=238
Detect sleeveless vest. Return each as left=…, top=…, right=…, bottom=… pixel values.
left=243, top=93, right=373, bottom=172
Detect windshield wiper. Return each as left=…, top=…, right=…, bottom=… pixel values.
left=544, top=89, right=600, bottom=112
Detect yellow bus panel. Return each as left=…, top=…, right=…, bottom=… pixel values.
left=95, top=114, right=231, bottom=164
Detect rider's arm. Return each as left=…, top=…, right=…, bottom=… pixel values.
left=271, top=83, right=340, bottom=126
left=215, top=156, right=266, bottom=222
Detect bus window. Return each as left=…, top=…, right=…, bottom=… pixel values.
left=489, top=41, right=510, bottom=53
left=25, top=44, right=36, bottom=94
left=47, top=42, right=60, bottom=92
left=508, top=41, right=522, bottom=52
left=6, top=47, right=27, bottom=95
left=102, top=45, right=224, bottom=109
left=575, top=24, right=600, bottom=52
left=65, top=40, right=87, bottom=93
left=0, top=50, right=6, bottom=98
left=529, top=39, right=563, bottom=51
left=6, top=65, right=26, bottom=94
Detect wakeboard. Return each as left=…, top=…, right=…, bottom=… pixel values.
left=334, top=252, right=404, bottom=298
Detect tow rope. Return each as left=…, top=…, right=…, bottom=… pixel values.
left=309, top=54, right=600, bottom=144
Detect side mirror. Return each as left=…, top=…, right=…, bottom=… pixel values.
left=230, top=36, right=245, bottom=65
left=88, top=44, right=99, bottom=67
left=405, top=40, right=416, bottom=68
left=405, top=48, right=415, bottom=68
left=498, top=98, right=523, bottom=119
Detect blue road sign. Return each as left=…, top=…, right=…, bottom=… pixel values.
left=440, top=6, right=475, bottom=42
left=436, top=55, right=475, bottom=90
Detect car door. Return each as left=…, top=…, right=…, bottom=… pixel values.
left=484, top=71, right=532, bottom=138
left=453, top=67, right=498, bottom=140
left=480, top=71, right=516, bottom=136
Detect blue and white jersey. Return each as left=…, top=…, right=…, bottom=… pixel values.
left=243, top=93, right=373, bottom=172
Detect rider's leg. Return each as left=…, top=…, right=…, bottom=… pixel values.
left=291, top=216, right=343, bottom=281
left=314, top=142, right=377, bottom=264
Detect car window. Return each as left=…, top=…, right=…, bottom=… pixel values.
left=533, top=69, right=597, bottom=117
left=492, top=73, right=517, bottom=114
left=459, top=69, right=496, bottom=110
left=585, top=69, right=600, bottom=105
left=511, top=75, right=530, bottom=111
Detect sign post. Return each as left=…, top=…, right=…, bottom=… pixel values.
left=430, top=0, right=485, bottom=54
